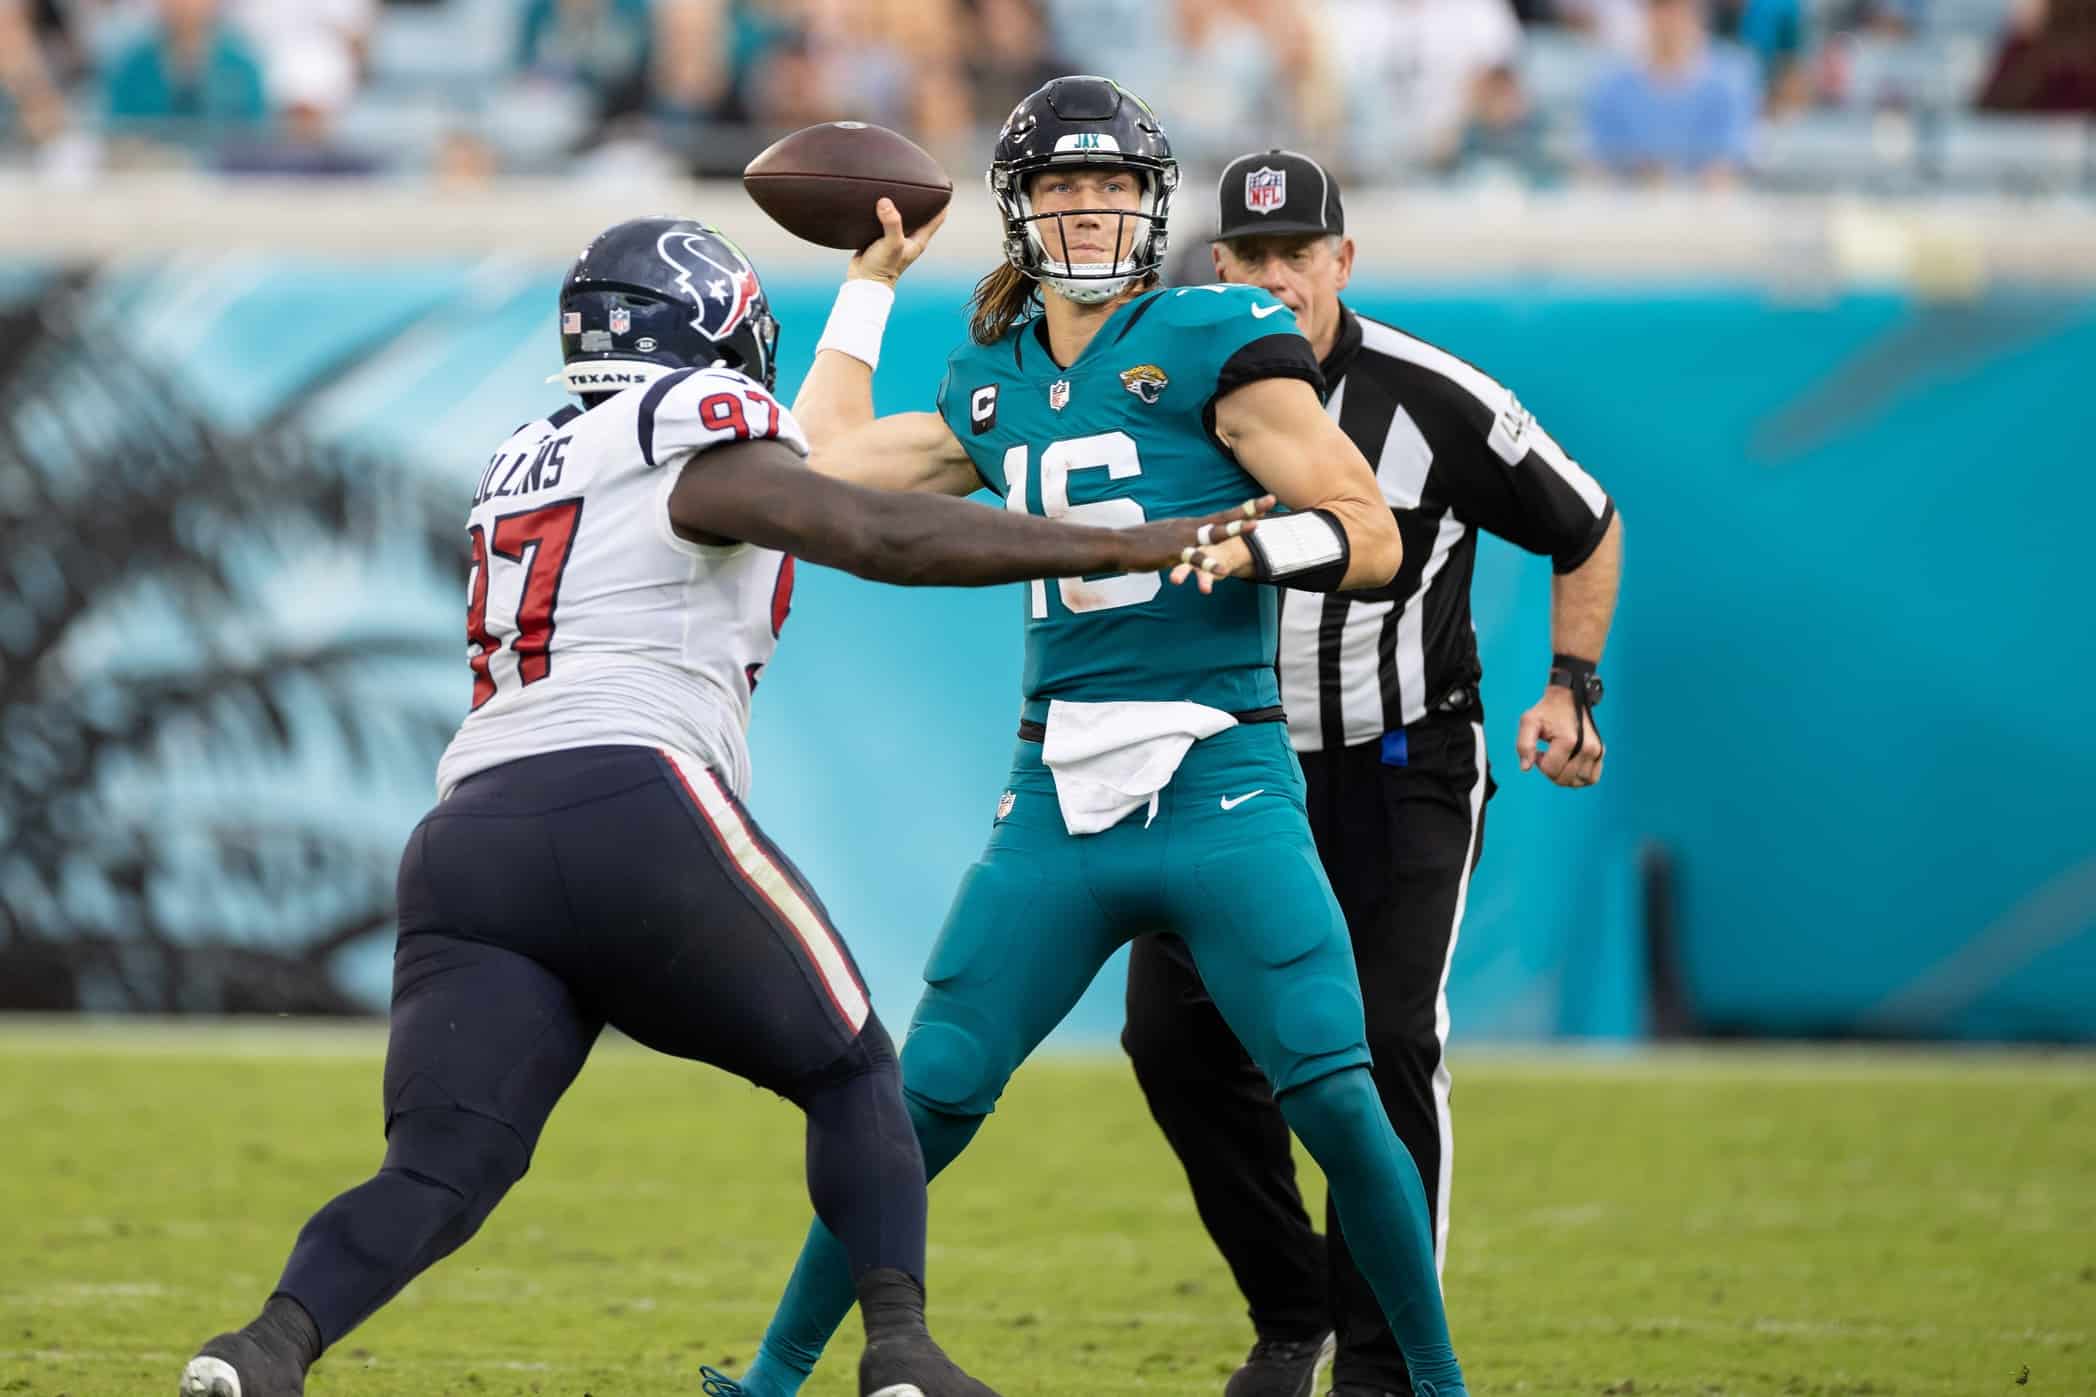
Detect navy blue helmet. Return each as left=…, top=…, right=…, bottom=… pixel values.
left=557, top=217, right=780, bottom=396
left=988, top=75, right=1179, bottom=304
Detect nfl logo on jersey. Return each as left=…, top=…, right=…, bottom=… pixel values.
left=1049, top=379, right=1071, bottom=412
left=1246, top=167, right=1286, bottom=214
left=609, top=306, right=631, bottom=335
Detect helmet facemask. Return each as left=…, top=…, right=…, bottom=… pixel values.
left=992, top=159, right=1178, bottom=305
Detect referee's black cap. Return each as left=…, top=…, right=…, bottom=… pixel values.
left=1214, top=148, right=1345, bottom=243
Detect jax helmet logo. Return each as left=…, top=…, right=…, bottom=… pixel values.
left=657, top=228, right=762, bottom=342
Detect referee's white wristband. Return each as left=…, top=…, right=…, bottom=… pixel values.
left=815, top=278, right=895, bottom=372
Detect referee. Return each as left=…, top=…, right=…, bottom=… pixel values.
left=1123, top=150, right=1623, bottom=1397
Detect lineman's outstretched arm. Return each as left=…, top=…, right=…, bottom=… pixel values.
left=668, top=437, right=1268, bottom=588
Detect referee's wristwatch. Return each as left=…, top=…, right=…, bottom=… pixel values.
left=1548, top=654, right=1603, bottom=709
left=1548, top=654, right=1603, bottom=760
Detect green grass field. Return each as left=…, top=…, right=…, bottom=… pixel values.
left=1, top=1022, right=2090, bottom=1397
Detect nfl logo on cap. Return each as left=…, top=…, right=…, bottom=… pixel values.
left=1246, top=166, right=1286, bottom=214
left=1216, top=150, right=1344, bottom=243
left=609, top=306, right=631, bottom=335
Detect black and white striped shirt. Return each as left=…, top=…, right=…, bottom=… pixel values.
left=1278, top=307, right=1615, bottom=754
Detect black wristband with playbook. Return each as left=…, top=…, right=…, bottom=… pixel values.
left=1245, top=507, right=1351, bottom=592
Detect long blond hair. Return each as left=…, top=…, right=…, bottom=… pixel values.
left=967, top=263, right=1040, bottom=346
left=966, top=264, right=1162, bottom=346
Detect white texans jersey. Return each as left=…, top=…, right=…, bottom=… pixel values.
left=434, top=365, right=807, bottom=800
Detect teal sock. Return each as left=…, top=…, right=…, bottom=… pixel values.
left=739, top=1096, right=986, bottom=1396
left=1277, top=1067, right=1466, bottom=1395
left=737, top=1234, right=843, bottom=1397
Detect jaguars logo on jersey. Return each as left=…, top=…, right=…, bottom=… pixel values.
left=1119, top=363, right=1169, bottom=405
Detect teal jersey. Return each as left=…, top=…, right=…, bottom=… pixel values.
left=936, top=284, right=1321, bottom=712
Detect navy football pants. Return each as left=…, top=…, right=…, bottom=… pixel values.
left=276, top=744, right=924, bottom=1347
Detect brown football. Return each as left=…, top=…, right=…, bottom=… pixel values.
left=743, top=122, right=954, bottom=251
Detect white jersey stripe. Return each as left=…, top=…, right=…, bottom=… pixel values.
left=1429, top=720, right=1489, bottom=1276
left=1394, top=512, right=1469, bottom=726
left=1525, top=419, right=1611, bottom=518
left=660, top=749, right=871, bottom=1034
left=1337, top=598, right=1394, bottom=741
left=1375, top=404, right=1434, bottom=510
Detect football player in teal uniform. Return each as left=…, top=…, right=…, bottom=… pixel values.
left=731, top=77, right=1469, bottom=1397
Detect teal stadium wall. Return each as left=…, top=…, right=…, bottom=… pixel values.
left=18, top=262, right=2093, bottom=1042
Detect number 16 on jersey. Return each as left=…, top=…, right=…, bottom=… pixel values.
left=1002, top=430, right=1156, bottom=617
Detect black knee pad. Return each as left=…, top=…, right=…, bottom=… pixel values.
left=381, top=1106, right=530, bottom=1207
left=779, top=1012, right=900, bottom=1104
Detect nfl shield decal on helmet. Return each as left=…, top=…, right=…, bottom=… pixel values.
left=608, top=305, right=631, bottom=335
left=1049, top=379, right=1071, bottom=411
left=1246, top=166, right=1286, bottom=214
left=996, top=790, right=1016, bottom=822
left=1119, top=363, right=1169, bottom=404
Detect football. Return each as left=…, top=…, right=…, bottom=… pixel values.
left=743, top=122, right=954, bottom=251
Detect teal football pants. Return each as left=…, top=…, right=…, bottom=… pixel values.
left=742, top=724, right=1463, bottom=1395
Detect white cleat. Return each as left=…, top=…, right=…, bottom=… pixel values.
left=180, top=1355, right=243, bottom=1396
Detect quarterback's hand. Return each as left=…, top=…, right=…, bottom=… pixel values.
left=848, top=197, right=948, bottom=287
left=1124, top=496, right=1275, bottom=583
left=1516, top=685, right=1604, bottom=787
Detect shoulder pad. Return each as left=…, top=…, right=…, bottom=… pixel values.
left=1156, top=283, right=1294, bottom=331
left=638, top=364, right=796, bottom=468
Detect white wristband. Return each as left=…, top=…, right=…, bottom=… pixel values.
left=815, top=278, right=895, bottom=372
left=1248, top=510, right=1346, bottom=577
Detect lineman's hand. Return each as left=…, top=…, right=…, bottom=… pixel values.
left=1515, top=685, right=1605, bottom=787
left=848, top=197, right=948, bottom=287
left=1129, top=496, right=1275, bottom=583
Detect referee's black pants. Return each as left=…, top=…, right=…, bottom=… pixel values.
left=1123, top=715, right=1492, bottom=1397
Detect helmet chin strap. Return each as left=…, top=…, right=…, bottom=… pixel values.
left=1042, top=265, right=1139, bottom=303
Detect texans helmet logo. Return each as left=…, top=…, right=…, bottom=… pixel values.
left=657, top=229, right=762, bottom=343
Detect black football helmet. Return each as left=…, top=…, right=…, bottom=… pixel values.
left=556, top=217, right=780, bottom=397
left=988, top=75, right=1179, bottom=304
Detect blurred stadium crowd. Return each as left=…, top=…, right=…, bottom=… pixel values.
left=0, top=0, right=2091, bottom=193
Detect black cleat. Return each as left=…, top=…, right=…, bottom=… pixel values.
left=859, top=1331, right=1002, bottom=1397
left=179, top=1331, right=306, bottom=1397
left=1224, top=1332, right=1335, bottom=1397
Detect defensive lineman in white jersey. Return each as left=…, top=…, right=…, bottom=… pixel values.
left=179, top=216, right=1265, bottom=1397
left=435, top=361, right=809, bottom=801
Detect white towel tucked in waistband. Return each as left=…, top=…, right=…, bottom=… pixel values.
left=1040, top=699, right=1238, bottom=836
